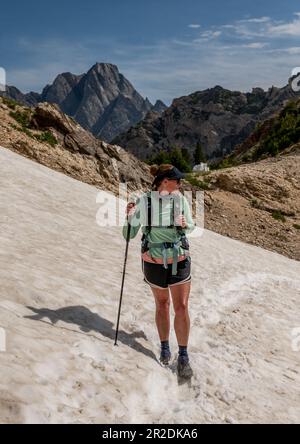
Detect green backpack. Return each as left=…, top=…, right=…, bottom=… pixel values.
left=141, top=192, right=189, bottom=275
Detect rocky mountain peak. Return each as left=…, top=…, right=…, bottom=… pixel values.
left=152, top=99, right=168, bottom=113
left=0, top=63, right=162, bottom=142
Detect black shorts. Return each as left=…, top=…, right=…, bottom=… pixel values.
left=142, top=256, right=191, bottom=289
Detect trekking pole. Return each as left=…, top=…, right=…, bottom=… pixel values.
left=114, top=215, right=132, bottom=346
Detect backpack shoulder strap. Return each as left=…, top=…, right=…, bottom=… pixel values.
left=172, top=194, right=186, bottom=237
left=147, top=192, right=152, bottom=233
left=142, top=191, right=151, bottom=235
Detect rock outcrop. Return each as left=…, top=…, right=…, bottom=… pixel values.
left=0, top=97, right=152, bottom=193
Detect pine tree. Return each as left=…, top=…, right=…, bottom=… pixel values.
left=147, top=146, right=192, bottom=172
left=169, top=147, right=192, bottom=172
left=194, top=143, right=206, bottom=164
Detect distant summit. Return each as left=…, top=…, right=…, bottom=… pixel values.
left=1, top=63, right=166, bottom=142
left=152, top=99, right=168, bottom=113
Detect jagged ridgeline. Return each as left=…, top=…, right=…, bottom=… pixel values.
left=112, top=80, right=300, bottom=165
left=0, top=63, right=167, bottom=142
left=2, top=66, right=300, bottom=167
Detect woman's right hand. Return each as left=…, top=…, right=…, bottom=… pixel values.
left=126, top=202, right=136, bottom=216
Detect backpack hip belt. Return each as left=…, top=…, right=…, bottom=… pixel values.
left=147, top=240, right=185, bottom=275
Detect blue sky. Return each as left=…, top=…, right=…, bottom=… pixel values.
left=1, top=0, right=300, bottom=104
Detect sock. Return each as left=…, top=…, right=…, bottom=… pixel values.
left=161, top=341, right=171, bottom=357
left=161, top=340, right=170, bottom=351
left=178, top=345, right=189, bottom=362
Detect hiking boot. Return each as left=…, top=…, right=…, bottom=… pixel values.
left=159, top=349, right=171, bottom=365
left=177, top=356, right=193, bottom=379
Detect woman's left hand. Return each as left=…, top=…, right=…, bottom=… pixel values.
left=175, top=214, right=187, bottom=228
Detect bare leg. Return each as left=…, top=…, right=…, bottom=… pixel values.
left=150, top=287, right=170, bottom=341
left=169, top=281, right=191, bottom=346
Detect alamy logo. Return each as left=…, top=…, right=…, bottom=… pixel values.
left=96, top=183, right=205, bottom=238
left=291, top=68, right=300, bottom=92
left=0, top=327, right=6, bottom=352
left=291, top=328, right=300, bottom=352
left=0, top=67, right=6, bottom=92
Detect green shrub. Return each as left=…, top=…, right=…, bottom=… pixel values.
left=148, top=151, right=170, bottom=165
left=209, top=162, right=221, bottom=170
left=35, top=131, right=57, bottom=147
left=10, top=122, right=34, bottom=138
left=214, top=156, right=239, bottom=169
left=253, top=100, right=300, bottom=160
left=293, top=223, right=300, bottom=230
left=190, top=93, right=200, bottom=105
left=2, top=96, right=18, bottom=110
left=20, top=127, right=34, bottom=138
left=9, top=108, right=57, bottom=146
left=271, top=210, right=286, bottom=222
left=9, top=110, right=31, bottom=127
left=250, top=198, right=262, bottom=209
left=185, top=174, right=210, bottom=189
left=134, top=121, right=143, bottom=129
left=241, top=152, right=253, bottom=162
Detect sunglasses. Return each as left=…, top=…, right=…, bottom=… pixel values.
left=167, top=178, right=181, bottom=183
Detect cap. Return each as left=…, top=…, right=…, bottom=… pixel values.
left=152, top=166, right=185, bottom=187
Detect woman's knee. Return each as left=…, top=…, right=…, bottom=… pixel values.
left=174, top=300, right=189, bottom=316
left=155, top=296, right=170, bottom=313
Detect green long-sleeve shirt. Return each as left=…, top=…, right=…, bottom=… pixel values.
left=122, top=191, right=195, bottom=260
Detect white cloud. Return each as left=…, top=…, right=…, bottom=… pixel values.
left=200, top=30, right=222, bottom=40
left=188, top=24, right=201, bottom=29
left=220, top=23, right=267, bottom=39
left=284, top=47, right=300, bottom=54
left=267, top=16, right=300, bottom=37
left=219, top=13, right=300, bottom=39
left=240, top=17, right=271, bottom=23
left=291, top=67, right=300, bottom=75
left=0, top=67, right=6, bottom=91
left=5, top=13, right=300, bottom=104
left=221, top=25, right=236, bottom=29
left=242, top=42, right=268, bottom=49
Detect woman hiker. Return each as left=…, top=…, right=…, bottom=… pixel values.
left=122, top=164, right=195, bottom=379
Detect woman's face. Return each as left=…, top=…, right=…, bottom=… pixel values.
left=159, top=178, right=181, bottom=193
